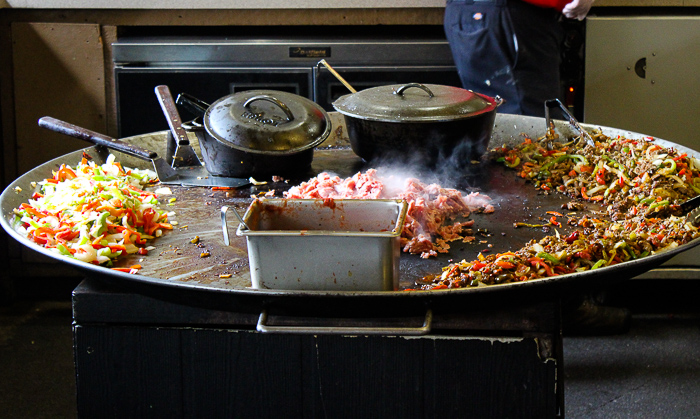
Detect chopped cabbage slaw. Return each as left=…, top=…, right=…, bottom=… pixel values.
left=11, top=154, right=172, bottom=272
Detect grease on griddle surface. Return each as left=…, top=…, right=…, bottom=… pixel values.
left=127, top=185, right=252, bottom=289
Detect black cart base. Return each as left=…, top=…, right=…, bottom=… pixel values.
left=72, top=279, right=563, bottom=418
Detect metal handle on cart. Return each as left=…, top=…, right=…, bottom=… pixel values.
left=256, top=309, right=433, bottom=336
left=221, top=205, right=249, bottom=246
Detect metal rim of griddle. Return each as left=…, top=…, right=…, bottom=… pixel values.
left=3, top=114, right=700, bottom=308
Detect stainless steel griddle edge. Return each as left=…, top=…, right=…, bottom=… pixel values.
left=2, top=113, right=699, bottom=314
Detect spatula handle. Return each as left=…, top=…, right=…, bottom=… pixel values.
left=38, top=116, right=157, bottom=161
left=155, top=85, right=190, bottom=146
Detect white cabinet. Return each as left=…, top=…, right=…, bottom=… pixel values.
left=585, top=16, right=700, bottom=273
left=584, top=16, right=700, bottom=149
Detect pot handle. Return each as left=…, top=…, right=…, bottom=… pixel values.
left=175, top=93, right=210, bottom=117
left=244, top=94, right=295, bottom=122
left=394, top=83, right=434, bottom=98
left=181, top=117, right=205, bottom=131
left=256, top=308, right=433, bottom=336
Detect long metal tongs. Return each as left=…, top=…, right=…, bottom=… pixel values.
left=542, top=99, right=700, bottom=226
left=680, top=195, right=700, bottom=226
left=544, top=98, right=595, bottom=147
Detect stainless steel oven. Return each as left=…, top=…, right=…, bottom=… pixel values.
left=112, top=33, right=461, bottom=138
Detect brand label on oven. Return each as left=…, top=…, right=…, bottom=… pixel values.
left=289, top=47, right=331, bottom=58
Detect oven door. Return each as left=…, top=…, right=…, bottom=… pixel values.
left=115, top=67, right=313, bottom=137
left=314, top=66, right=461, bottom=111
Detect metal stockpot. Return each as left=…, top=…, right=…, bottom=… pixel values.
left=178, top=90, right=332, bottom=177
left=332, top=83, right=503, bottom=167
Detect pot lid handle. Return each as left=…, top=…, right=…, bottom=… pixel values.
left=394, top=83, right=434, bottom=98
left=244, top=94, right=295, bottom=122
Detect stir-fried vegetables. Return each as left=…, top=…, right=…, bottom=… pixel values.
left=422, top=130, right=700, bottom=290
left=496, top=131, right=700, bottom=217
left=11, top=154, right=172, bottom=270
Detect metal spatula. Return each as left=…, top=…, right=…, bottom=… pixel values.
left=38, top=116, right=251, bottom=188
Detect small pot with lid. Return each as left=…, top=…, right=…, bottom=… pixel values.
left=178, top=90, right=332, bottom=177
left=332, top=83, right=503, bottom=167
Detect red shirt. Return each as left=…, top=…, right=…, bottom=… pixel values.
left=522, top=0, right=569, bottom=11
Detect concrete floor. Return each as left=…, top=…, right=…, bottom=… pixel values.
left=0, top=300, right=76, bottom=419
left=564, top=314, right=700, bottom=419
left=1, top=293, right=699, bottom=418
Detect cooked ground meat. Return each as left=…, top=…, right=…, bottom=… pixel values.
left=284, top=169, right=493, bottom=258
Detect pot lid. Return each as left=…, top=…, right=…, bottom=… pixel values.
left=332, top=83, right=502, bottom=123
left=204, top=90, right=331, bottom=154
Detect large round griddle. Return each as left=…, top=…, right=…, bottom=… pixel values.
left=2, top=114, right=699, bottom=313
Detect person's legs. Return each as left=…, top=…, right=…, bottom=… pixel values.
left=444, top=0, right=564, bottom=117
left=444, top=0, right=521, bottom=114
left=506, top=0, right=564, bottom=117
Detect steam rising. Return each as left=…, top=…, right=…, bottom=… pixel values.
left=359, top=135, right=490, bottom=193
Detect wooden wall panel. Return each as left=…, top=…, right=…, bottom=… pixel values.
left=11, top=22, right=106, bottom=178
